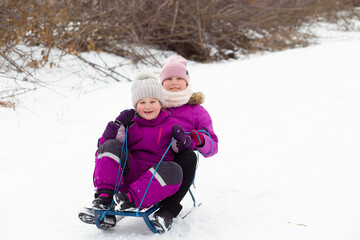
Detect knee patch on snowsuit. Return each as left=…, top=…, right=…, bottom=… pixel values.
left=97, top=139, right=130, bottom=174
left=150, top=161, right=183, bottom=186
left=127, top=161, right=183, bottom=208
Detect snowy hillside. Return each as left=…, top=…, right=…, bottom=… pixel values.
left=1, top=27, right=360, bottom=240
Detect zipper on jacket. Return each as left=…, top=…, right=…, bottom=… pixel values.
left=156, top=127, right=163, bottom=145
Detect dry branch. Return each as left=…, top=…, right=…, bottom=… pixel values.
left=1, top=0, right=359, bottom=106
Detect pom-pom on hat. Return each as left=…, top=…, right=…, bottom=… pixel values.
left=131, top=71, right=165, bottom=108
left=160, top=55, right=190, bottom=84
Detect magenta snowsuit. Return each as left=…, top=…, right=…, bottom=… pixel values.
left=93, top=110, right=182, bottom=209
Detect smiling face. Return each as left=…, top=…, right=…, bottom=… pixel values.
left=162, top=76, right=188, bottom=92
left=136, top=97, right=162, bottom=120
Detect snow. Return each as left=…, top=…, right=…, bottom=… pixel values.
left=1, top=26, right=360, bottom=240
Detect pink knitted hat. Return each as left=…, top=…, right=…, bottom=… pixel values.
left=160, top=56, right=190, bottom=84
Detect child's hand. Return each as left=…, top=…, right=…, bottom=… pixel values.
left=115, top=125, right=126, bottom=143
left=172, top=124, right=192, bottom=152
left=115, top=109, right=135, bottom=127
left=190, top=130, right=205, bottom=147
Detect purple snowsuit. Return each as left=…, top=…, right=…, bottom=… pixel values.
left=93, top=110, right=182, bottom=209
left=165, top=104, right=218, bottom=157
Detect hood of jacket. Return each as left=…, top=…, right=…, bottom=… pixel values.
left=188, top=92, right=205, bottom=105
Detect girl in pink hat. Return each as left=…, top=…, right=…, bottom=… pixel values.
left=151, top=55, right=218, bottom=232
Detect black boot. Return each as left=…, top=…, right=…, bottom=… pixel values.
left=78, top=189, right=118, bottom=229
left=114, top=192, right=136, bottom=211
left=150, top=207, right=174, bottom=233
left=92, top=190, right=114, bottom=210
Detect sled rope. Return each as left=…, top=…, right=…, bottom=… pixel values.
left=100, top=127, right=129, bottom=220
left=198, top=129, right=215, bottom=156
left=114, top=127, right=129, bottom=194
left=186, top=129, right=215, bottom=156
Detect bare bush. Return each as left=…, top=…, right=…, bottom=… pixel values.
left=1, top=0, right=359, bottom=107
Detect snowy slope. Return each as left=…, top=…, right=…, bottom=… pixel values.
left=1, top=29, right=360, bottom=240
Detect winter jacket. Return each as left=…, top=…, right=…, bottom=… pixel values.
left=165, top=92, right=218, bottom=157
left=99, top=110, right=176, bottom=175
left=126, top=110, right=176, bottom=173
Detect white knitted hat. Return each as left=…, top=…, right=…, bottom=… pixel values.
left=131, top=71, right=165, bottom=108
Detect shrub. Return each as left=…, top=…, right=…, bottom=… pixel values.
left=1, top=0, right=359, bottom=107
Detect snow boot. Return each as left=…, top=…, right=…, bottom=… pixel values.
left=114, top=192, right=136, bottom=211
left=150, top=207, right=174, bottom=233
left=92, top=191, right=114, bottom=210
left=78, top=190, right=120, bottom=229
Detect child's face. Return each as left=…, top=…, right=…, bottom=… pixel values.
left=136, top=97, right=162, bottom=120
left=162, top=76, right=187, bottom=92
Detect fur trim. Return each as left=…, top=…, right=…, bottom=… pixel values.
left=188, top=92, right=205, bottom=105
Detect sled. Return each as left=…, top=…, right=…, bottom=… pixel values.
left=93, top=203, right=160, bottom=233
left=93, top=181, right=200, bottom=233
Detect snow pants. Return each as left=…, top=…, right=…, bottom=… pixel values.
left=159, top=149, right=197, bottom=217
left=93, top=139, right=183, bottom=209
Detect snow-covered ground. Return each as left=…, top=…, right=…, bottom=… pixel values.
left=1, top=26, right=360, bottom=240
